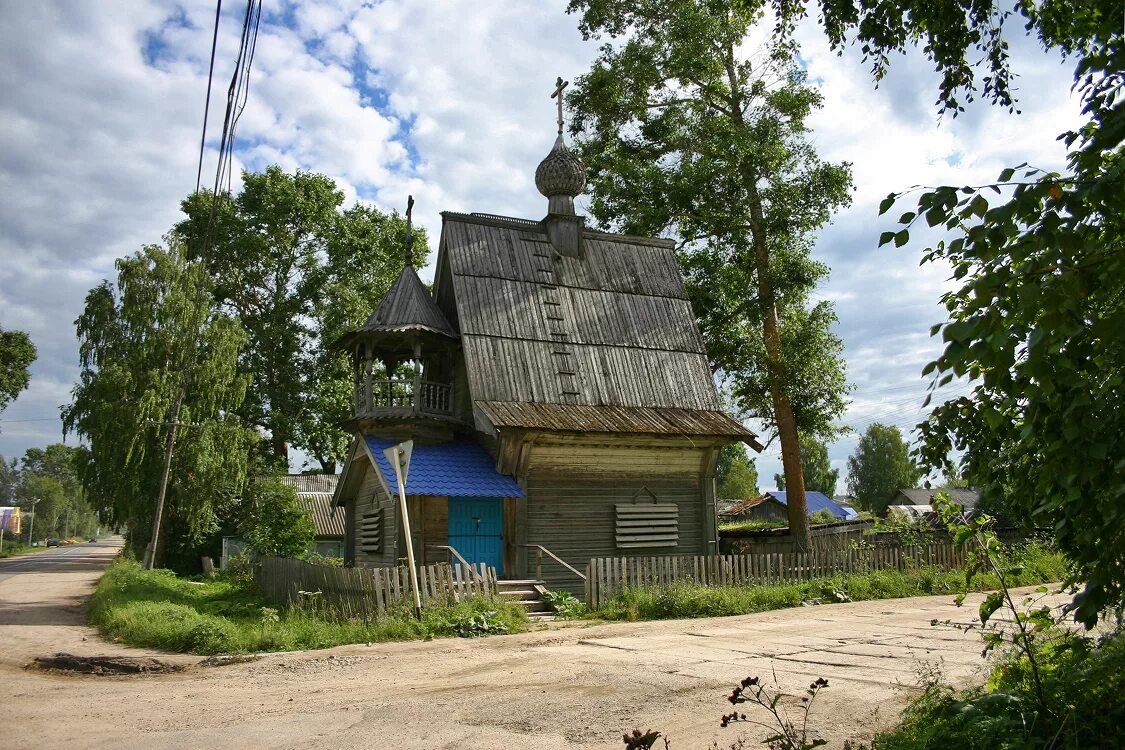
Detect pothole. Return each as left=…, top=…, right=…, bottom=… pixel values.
left=33, top=653, right=186, bottom=675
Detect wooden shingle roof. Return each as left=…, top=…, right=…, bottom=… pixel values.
left=333, top=265, right=456, bottom=351
left=433, top=212, right=757, bottom=443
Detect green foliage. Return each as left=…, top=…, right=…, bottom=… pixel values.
left=717, top=443, right=759, bottom=499
left=875, top=628, right=1125, bottom=749
left=719, top=519, right=786, bottom=533
left=808, top=509, right=838, bottom=525
left=776, top=434, right=839, bottom=496
left=62, top=242, right=256, bottom=561
left=846, top=424, right=922, bottom=515
left=883, top=14, right=1124, bottom=626
left=88, top=559, right=527, bottom=654
left=542, top=589, right=587, bottom=619
left=176, top=167, right=427, bottom=471
left=772, top=0, right=1121, bottom=115
left=448, top=610, right=511, bottom=638
left=567, top=2, right=853, bottom=538
left=0, top=327, right=36, bottom=422
left=596, top=544, right=1064, bottom=621
left=239, top=479, right=315, bottom=559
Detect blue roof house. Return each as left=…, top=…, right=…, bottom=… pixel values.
left=330, top=101, right=759, bottom=593
left=720, top=491, right=850, bottom=523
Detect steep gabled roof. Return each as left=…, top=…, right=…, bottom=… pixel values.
left=433, top=212, right=755, bottom=444
left=895, top=487, right=980, bottom=508
left=333, top=265, right=457, bottom=351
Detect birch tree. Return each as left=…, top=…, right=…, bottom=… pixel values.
left=63, top=243, right=255, bottom=563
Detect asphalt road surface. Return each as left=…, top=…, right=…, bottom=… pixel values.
left=0, top=537, right=1063, bottom=749
left=0, top=539, right=116, bottom=583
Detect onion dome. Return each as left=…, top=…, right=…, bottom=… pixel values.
left=535, top=135, right=586, bottom=200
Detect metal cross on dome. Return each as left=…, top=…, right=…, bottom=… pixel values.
left=404, top=194, right=414, bottom=266
left=551, top=76, right=568, bottom=135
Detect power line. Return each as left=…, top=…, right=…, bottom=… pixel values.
left=195, top=0, right=223, bottom=193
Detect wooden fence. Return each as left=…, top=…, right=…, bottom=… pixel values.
left=585, top=542, right=968, bottom=608
left=256, top=556, right=498, bottom=620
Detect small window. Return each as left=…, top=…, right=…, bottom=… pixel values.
left=616, top=488, right=678, bottom=549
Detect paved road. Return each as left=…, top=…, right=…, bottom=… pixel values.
left=0, top=540, right=115, bottom=582
left=0, top=537, right=1059, bottom=749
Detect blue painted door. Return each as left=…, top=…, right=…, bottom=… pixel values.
left=448, top=497, right=504, bottom=574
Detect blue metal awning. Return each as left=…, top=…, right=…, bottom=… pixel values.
left=364, top=436, right=525, bottom=498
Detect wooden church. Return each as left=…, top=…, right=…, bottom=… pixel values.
left=332, top=81, right=760, bottom=593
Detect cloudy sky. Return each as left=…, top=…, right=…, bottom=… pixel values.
left=0, top=1, right=1081, bottom=490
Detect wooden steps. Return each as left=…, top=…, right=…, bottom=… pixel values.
left=496, top=579, right=554, bottom=621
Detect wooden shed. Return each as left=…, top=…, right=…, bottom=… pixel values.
left=332, top=118, right=759, bottom=593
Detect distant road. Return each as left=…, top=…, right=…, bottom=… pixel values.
left=0, top=538, right=123, bottom=583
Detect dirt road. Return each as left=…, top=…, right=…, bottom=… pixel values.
left=1, top=541, right=1041, bottom=749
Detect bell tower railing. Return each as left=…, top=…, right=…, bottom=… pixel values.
left=353, top=376, right=454, bottom=417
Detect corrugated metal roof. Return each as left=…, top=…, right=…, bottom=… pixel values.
left=475, top=400, right=757, bottom=441
left=769, top=491, right=849, bottom=518
left=364, top=436, right=525, bottom=498
left=278, top=474, right=339, bottom=494
left=294, top=492, right=345, bottom=537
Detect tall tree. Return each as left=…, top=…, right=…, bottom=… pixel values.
left=716, top=443, right=759, bottom=499
left=773, top=0, right=1122, bottom=625
left=0, top=455, right=19, bottom=505
left=846, top=424, right=922, bottom=515
left=176, top=167, right=426, bottom=471
left=776, top=434, right=839, bottom=496
left=567, top=0, right=853, bottom=549
left=63, top=243, right=255, bottom=563
left=0, top=327, right=36, bottom=424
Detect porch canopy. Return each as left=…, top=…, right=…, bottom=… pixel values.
left=364, top=436, right=525, bottom=498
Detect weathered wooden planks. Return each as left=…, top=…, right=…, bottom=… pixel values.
left=255, top=557, right=500, bottom=620
left=585, top=542, right=971, bottom=607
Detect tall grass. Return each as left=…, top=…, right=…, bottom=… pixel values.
left=596, top=542, right=1067, bottom=621
left=88, top=559, right=528, bottom=655
left=875, top=627, right=1125, bottom=749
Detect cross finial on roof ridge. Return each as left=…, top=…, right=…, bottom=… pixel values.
left=551, top=76, right=568, bottom=135
left=405, top=195, right=415, bottom=266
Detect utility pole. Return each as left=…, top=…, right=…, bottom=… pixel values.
left=26, top=498, right=39, bottom=546
left=143, top=389, right=195, bottom=570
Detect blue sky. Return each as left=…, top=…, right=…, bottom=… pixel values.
left=0, top=1, right=1082, bottom=491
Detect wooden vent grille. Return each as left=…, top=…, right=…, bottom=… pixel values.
left=615, top=503, right=678, bottom=549
left=359, top=509, right=383, bottom=554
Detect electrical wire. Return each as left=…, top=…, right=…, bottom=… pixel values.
left=195, top=0, right=223, bottom=194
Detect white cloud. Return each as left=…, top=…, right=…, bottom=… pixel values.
left=0, top=0, right=1086, bottom=492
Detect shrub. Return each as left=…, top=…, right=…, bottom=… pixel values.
left=240, top=478, right=314, bottom=559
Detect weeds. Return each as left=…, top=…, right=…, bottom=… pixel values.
left=542, top=589, right=587, bottom=619
left=89, top=559, right=527, bottom=654
left=595, top=543, right=1065, bottom=621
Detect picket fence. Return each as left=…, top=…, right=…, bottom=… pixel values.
left=256, top=556, right=498, bottom=620
left=585, top=542, right=967, bottom=608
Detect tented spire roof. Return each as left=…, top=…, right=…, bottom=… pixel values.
left=332, top=265, right=457, bottom=351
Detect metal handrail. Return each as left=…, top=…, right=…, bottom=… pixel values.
left=434, top=544, right=484, bottom=582
left=524, top=544, right=586, bottom=582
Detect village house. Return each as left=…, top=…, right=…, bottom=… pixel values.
left=330, top=82, right=760, bottom=593
left=719, top=491, right=852, bottom=524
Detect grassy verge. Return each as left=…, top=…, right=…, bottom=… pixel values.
left=595, top=542, right=1067, bottom=621
left=88, top=559, right=528, bottom=655
left=874, top=627, right=1125, bottom=749
left=0, top=542, right=52, bottom=559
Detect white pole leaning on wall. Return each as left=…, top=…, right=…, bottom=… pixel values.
left=385, top=441, right=422, bottom=617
